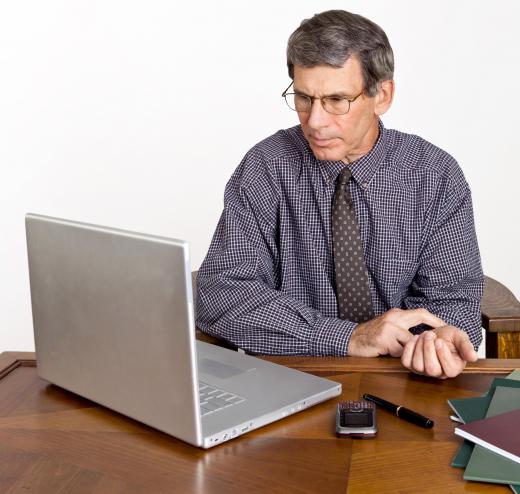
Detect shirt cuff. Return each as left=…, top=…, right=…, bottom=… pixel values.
left=309, top=316, right=358, bottom=356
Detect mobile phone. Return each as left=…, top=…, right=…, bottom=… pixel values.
left=336, top=400, right=377, bottom=438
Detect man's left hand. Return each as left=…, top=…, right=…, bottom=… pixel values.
left=401, top=326, right=478, bottom=378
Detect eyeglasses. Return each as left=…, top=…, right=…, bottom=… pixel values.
left=281, top=81, right=364, bottom=115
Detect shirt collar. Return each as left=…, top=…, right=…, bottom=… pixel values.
left=302, top=119, right=387, bottom=188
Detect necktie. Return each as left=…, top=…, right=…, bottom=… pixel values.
left=331, top=167, right=374, bottom=323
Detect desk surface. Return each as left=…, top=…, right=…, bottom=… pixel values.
left=1, top=352, right=518, bottom=494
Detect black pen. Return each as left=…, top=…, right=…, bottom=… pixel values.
left=363, top=393, right=434, bottom=429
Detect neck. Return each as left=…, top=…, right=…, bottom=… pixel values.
left=342, top=118, right=380, bottom=165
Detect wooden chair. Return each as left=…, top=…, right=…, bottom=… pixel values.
left=192, top=272, right=520, bottom=358
left=482, top=276, right=520, bottom=358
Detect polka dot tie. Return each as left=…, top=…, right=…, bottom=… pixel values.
left=331, top=167, right=374, bottom=323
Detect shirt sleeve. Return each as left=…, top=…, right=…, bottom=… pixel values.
left=195, top=148, right=356, bottom=356
left=402, top=165, right=484, bottom=349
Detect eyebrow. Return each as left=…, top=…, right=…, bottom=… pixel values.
left=293, top=88, right=356, bottom=99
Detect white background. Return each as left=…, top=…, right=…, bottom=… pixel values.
left=1, top=0, right=519, bottom=353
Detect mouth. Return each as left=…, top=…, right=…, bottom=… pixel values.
left=309, top=136, right=335, bottom=147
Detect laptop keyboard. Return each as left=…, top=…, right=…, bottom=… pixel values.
left=199, top=382, right=246, bottom=416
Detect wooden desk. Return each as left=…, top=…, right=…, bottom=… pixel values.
left=1, top=352, right=518, bottom=494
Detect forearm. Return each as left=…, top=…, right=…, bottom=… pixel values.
left=196, top=274, right=357, bottom=356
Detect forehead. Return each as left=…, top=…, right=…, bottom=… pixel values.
left=293, top=56, right=364, bottom=96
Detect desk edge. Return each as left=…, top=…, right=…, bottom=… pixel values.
left=1, top=352, right=519, bottom=377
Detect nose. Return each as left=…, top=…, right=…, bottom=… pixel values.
left=306, top=98, right=330, bottom=130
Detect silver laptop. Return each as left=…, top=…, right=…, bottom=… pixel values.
left=25, top=213, right=341, bottom=448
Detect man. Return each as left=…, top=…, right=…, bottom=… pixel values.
left=196, top=10, right=483, bottom=379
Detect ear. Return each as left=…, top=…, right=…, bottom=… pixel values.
left=374, top=80, right=394, bottom=116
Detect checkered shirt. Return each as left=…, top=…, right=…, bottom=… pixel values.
left=196, top=119, right=484, bottom=356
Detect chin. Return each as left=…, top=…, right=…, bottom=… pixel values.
left=310, top=145, right=344, bottom=162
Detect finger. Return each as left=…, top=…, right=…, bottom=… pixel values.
left=390, top=308, right=446, bottom=331
left=395, top=327, right=414, bottom=346
left=401, top=334, right=419, bottom=368
left=371, top=321, right=413, bottom=356
left=453, top=333, right=478, bottom=362
left=423, top=331, right=443, bottom=377
left=411, top=332, right=426, bottom=374
left=436, top=339, right=465, bottom=378
left=388, top=339, right=406, bottom=357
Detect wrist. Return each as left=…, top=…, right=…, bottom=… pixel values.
left=310, top=317, right=357, bottom=356
left=345, top=324, right=361, bottom=356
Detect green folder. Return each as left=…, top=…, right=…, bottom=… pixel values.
left=451, top=439, right=476, bottom=468
left=507, top=370, right=520, bottom=381
left=464, top=447, right=520, bottom=484
left=463, top=386, right=520, bottom=485
left=448, top=395, right=491, bottom=424
left=448, top=375, right=520, bottom=421
left=449, top=373, right=520, bottom=468
left=450, top=398, right=489, bottom=468
left=484, top=375, right=520, bottom=396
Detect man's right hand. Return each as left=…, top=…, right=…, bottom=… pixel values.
left=346, top=308, right=446, bottom=357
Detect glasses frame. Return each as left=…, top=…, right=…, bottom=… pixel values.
left=281, top=81, right=364, bottom=115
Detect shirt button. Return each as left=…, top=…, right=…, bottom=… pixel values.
left=361, top=182, right=369, bottom=189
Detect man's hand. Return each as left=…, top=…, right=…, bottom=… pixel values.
left=346, top=308, right=446, bottom=357
left=401, top=326, right=478, bottom=378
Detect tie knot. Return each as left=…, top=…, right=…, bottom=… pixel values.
left=337, top=167, right=352, bottom=186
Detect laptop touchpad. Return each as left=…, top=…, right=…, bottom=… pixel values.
left=199, top=358, right=249, bottom=379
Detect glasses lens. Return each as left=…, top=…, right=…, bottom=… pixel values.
left=284, top=93, right=311, bottom=112
left=323, top=97, right=350, bottom=115
left=283, top=93, right=352, bottom=115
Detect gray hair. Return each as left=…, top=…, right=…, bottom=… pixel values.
left=287, top=10, right=394, bottom=97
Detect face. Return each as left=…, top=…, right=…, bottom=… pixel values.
left=293, top=57, right=393, bottom=163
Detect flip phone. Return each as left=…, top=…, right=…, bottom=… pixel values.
left=336, top=400, right=377, bottom=438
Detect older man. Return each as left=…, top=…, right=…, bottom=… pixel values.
left=196, top=10, right=483, bottom=378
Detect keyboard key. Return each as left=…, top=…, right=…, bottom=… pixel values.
left=209, top=397, right=228, bottom=408
left=203, top=400, right=222, bottom=411
left=199, top=381, right=245, bottom=416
